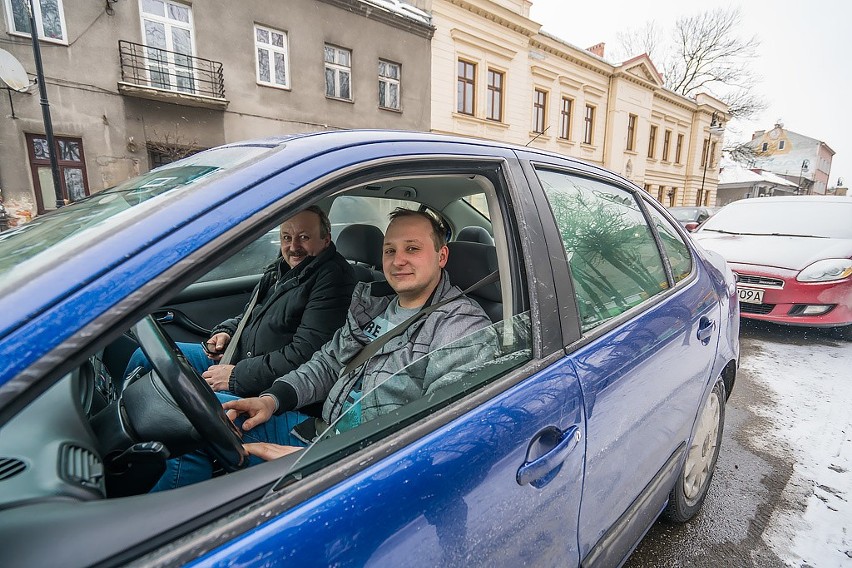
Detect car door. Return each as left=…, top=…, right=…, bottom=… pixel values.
left=160, top=149, right=589, bottom=566
left=519, top=156, right=721, bottom=564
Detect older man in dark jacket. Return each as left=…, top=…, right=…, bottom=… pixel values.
left=125, top=206, right=355, bottom=397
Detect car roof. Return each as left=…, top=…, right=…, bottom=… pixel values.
left=724, top=195, right=851, bottom=204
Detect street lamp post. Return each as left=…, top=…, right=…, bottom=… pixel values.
left=698, top=112, right=725, bottom=206
left=25, top=0, right=64, bottom=210
left=797, top=159, right=810, bottom=195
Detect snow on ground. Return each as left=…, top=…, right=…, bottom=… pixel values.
left=742, top=337, right=852, bottom=567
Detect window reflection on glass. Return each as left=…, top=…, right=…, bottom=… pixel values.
left=58, top=140, right=81, bottom=162
left=141, top=0, right=164, bottom=16
left=538, top=169, right=669, bottom=331
left=257, top=48, right=270, bottom=82
left=64, top=169, right=86, bottom=202
left=40, top=0, right=62, bottom=39
left=647, top=207, right=693, bottom=283
left=33, top=137, right=50, bottom=160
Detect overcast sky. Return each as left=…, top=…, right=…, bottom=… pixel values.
left=528, top=0, right=850, bottom=187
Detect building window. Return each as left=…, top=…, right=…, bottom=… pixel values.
left=701, top=138, right=710, bottom=168
left=675, top=133, right=684, bottom=164
left=532, top=89, right=547, bottom=134
left=457, top=60, right=476, bottom=115
left=324, top=44, right=352, bottom=100
left=669, top=187, right=678, bottom=207
left=647, top=125, right=657, bottom=158
left=662, top=130, right=672, bottom=161
left=779, top=140, right=785, bottom=150
left=254, top=25, right=289, bottom=88
left=761, top=142, right=768, bottom=152
left=6, top=0, right=67, bottom=42
left=710, top=141, right=717, bottom=167
left=626, top=114, right=637, bottom=151
left=139, top=0, right=195, bottom=93
left=657, top=186, right=665, bottom=203
left=583, top=104, right=595, bottom=145
left=378, top=60, right=401, bottom=110
left=559, top=97, right=573, bottom=140
left=25, top=134, right=90, bottom=214
left=486, top=69, right=503, bottom=121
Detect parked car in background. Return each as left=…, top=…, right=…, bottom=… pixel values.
left=669, top=206, right=718, bottom=232
left=0, top=131, right=739, bottom=567
left=693, top=196, right=852, bottom=339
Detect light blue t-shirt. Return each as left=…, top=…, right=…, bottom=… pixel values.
left=336, top=298, right=421, bottom=432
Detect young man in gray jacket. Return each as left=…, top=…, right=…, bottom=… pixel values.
left=153, top=208, right=496, bottom=489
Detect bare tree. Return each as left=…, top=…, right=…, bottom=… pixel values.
left=616, top=7, right=765, bottom=120
left=146, top=126, right=204, bottom=163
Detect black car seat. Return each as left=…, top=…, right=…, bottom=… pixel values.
left=456, top=225, right=494, bottom=245
left=445, top=241, right=502, bottom=322
left=337, top=224, right=385, bottom=282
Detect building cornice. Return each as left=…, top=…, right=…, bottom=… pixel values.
left=450, top=28, right=518, bottom=59
left=318, top=0, right=435, bottom=39
left=528, top=36, right=612, bottom=79
left=442, top=0, right=540, bottom=37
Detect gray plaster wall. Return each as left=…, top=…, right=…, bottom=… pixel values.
left=0, top=0, right=432, bottom=217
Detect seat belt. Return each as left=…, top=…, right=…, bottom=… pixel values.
left=340, top=271, right=499, bottom=377
left=219, top=287, right=261, bottom=366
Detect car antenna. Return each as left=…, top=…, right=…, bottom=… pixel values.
left=526, top=126, right=550, bottom=146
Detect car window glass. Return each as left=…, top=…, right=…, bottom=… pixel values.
left=647, top=207, right=693, bottom=283
left=463, top=195, right=491, bottom=220
left=328, top=196, right=419, bottom=241
left=0, top=145, right=275, bottom=276
left=278, top=311, right=533, bottom=486
left=536, top=169, right=669, bottom=332
left=701, top=200, right=852, bottom=239
left=196, top=227, right=281, bottom=283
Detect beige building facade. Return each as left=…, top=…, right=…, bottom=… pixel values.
left=427, top=0, right=728, bottom=207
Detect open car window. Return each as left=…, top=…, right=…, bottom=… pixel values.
left=275, top=311, right=533, bottom=489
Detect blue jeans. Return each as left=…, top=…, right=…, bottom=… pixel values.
left=124, top=342, right=215, bottom=380
left=150, top=392, right=310, bottom=491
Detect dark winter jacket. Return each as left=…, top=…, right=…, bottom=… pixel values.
left=264, top=271, right=497, bottom=424
left=211, top=243, right=355, bottom=397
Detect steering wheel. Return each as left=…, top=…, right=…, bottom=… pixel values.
left=131, top=316, right=248, bottom=472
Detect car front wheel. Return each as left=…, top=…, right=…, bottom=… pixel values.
left=664, top=379, right=726, bottom=523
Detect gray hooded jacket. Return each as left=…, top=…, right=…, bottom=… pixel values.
left=264, top=270, right=497, bottom=425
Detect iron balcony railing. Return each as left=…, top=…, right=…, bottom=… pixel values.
left=119, top=40, right=225, bottom=99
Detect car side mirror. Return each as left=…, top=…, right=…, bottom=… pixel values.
left=684, top=222, right=699, bottom=232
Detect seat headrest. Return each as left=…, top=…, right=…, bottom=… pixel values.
left=337, top=224, right=384, bottom=269
left=445, top=241, right=501, bottom=302
left=456, top=226, right=494, bottom=245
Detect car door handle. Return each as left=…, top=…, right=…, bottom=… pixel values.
left=517, top=426, right=581, bottom=487
left=697, top=317, right=716, bottom=344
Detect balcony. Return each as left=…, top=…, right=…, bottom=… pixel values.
left=118, top=40, right=228, bottom=110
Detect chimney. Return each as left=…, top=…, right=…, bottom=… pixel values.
left=586, top=42, right=605, bottom=58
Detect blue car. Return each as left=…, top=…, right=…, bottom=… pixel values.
left=0, top=131, right=738, bottom=567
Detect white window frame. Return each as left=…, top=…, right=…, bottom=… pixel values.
left=254, top=24, right=290, bottom=89
left=325, top=44, right=352, bottom=101
left=378, top=59, right=401, bottom=110
left=4, top=0, right=68, bottom=44
left=138, top=0, right=197, bottom=94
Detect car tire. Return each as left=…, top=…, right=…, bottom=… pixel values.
left=664, top=379, right=726, bottom=523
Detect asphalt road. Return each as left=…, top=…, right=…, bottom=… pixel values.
left=624, top=320, right=852, bottom=568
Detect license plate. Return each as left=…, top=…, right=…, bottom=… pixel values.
left=737, top=287, right=764, bottom=304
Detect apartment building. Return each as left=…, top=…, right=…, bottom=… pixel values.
left=426, top=0, right=729, bottom=207
left=747, top=123, right=834, bottom=195
left=0, top=0, right=433, bottom=221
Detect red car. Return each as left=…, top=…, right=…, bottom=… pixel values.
left=693, top=196, right=852, bottom=338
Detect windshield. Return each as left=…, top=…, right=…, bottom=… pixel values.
left=670, top=208, right=699, bottom=222
left=700, top=200, right=852, bottom=239
left=0, top=145, right=275, bottom=275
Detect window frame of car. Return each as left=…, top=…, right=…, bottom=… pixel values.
left=125, top=153, right=574, bottom=564
left=516, top=152, right=699, bottom=350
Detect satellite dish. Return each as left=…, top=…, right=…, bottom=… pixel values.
left=0, top=48, right=30, bottom=92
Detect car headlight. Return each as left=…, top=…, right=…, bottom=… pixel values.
left=797, top=259, right=852, bottom=283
